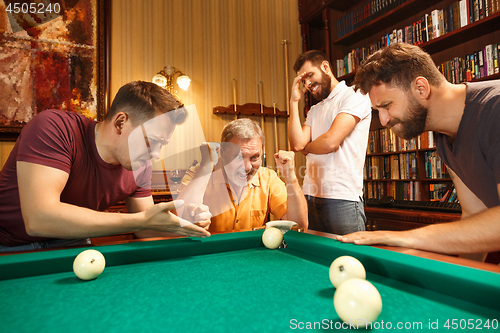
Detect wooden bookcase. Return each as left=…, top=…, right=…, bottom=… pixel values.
left=297, top=0, right=500, bottom=233
left=363, top=110, right=454, bottom=202
left=299, top=0, right=500, bottom=84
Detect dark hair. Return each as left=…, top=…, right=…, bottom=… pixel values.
left=106, top=81, right=187, bottom=125
left=293, top=50, right=330, bottom=72
left=353, top=43, right=445, bottom=94
left=221, top=118, right=265, bottom=148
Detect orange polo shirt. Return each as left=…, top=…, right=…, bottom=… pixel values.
left=180, top=163, right=288, bottom=232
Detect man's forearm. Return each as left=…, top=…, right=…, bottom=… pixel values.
left=288, top=101, right=309, bottom=151
left=23, top=202, right=145, bottom=239
left=410, top=206, right=500, bottom=254
left=303, top=134, right=339, bottom=155
left=283, top=173, right=308, bottom=229
left=176, top=163, right=212, bottom=220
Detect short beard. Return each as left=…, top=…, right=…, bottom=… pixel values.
left=311, top=71, right=332, bottom=101
left=387, top=95, right=428, bottom=140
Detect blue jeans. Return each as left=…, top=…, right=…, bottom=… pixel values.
left=306, top=195, right=366, bottom=235
left=0, top=238, right=90, bottom=253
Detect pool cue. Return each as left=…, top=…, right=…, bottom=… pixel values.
left=282, top=39, right=290, bottom=150
left=273, top=102, right=280, bottom=176
left=273, top=102, right=278, bottom=153
left=233, top=78, right=237, bottom=120
left=259, top=81, right=266, bottom=167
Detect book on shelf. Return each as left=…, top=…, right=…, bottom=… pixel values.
left=485, top=44, right=494, bottom=76
left=459, top=0, right=468, bottom=27
left=444, top=4, right=454, bottom=34
left=474, top=0, right=480, bottom=22
left=397, top=29, right=403, bottom=43
left=493, top=44, right=499, bottom=74
left=431, top=9, right=441, bottom=39
left=438, top=9, right=445, bottom=36
left=447, top=186, right=458, bottom=203
left=416, top=20, right=422, bottom=46
left=470, top=54, right=476, bottom=80
left=426, top=13, right=433, bottom=41
left=421, top=14, right=429, bottom=43
left=474, top=52, right=480, bottom=79
left=452, top=1, right=461, bottom=31
left=414, top=181, right=421, bottom=201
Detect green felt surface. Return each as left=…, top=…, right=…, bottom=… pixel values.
left=1, top=230, right=499, bottom=332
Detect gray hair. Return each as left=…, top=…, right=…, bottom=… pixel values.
left=220, top=118, right=265, bottom=148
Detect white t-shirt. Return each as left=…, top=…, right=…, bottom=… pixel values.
left=303, top=81, right=371, bottom=201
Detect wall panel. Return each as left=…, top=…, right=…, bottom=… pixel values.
left=110, top=0, right=305, bottom=174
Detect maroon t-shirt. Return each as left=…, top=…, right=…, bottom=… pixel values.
left=0, top=110, right=151, bottom=246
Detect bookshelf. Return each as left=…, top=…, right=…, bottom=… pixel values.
left=363, top=110, right=457, bottom=203
left=299, top=0, right=500, bottom=84
left=297, top=0, right=500, bottom=241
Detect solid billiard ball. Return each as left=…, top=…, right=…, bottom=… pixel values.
left=329, top=255, right=366, bottom=288
left=262, top=227, right=283, bottom=249
left=73, top=249, right=106, bottom=280
left=333, top=278, right=382, bottom=327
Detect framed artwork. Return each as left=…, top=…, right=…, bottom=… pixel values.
left=0, top=0, right=110, bottom=141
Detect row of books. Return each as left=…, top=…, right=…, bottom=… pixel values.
left=335, top=0, right=500, bottom=78
left=365, top=150, right=447, bottom=181
left=426, top=183, right=459, bottom=202
left=365, top=153, right=418, bottom=180
left=336, top=52, right=358, bottom=78
left=336, top=0, right=409, bottom=39
left=438, top=44, right=500, bottom=84
left=336, top=0, right=500, bottom=41
left=437, top=184, right=459, bottom=203
left=397, top=0, right=500, bottom=46
left=367, top=129, right=435, bottom=155
left=428, top=183, right=450, bottom=202
left=364, top=181, right=422, bottom=201
left=337, top=41, right=499, bottom=82
left=424, top=151, right=448, bottom=179
left=364, top=181, right=458, bottom=202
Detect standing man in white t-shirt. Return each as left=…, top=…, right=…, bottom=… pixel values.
left=289, top=50, right=372, bottom=235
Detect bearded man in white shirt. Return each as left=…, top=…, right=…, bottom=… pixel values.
left=289, top=50, right=372, bottom=235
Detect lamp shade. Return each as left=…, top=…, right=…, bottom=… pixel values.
left=152, top=73, right=167, bottom=87
left=177, top=75, right=191, bottom=91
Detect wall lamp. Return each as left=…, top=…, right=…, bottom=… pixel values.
left=152, top=65, right=191, bottom=104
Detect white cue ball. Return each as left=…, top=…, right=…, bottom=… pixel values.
left=329, top=255, right=366, bottom=288
left=333, top=278, right=382, bottom=328
left=73, top=249, right=106, bottom=280
left=262, top=227, right=283, bottom=249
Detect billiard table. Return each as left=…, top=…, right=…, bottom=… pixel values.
left=1, top=230, right=499, bottom=332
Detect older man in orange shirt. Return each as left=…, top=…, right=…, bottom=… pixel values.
left=178, top=118, right=308, bottom=232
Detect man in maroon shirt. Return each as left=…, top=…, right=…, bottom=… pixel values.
left=0, top=81, right=210, bottom=252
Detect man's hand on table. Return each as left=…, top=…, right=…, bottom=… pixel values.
left=142, top=200, right=211, bottom=237
left=337, top=230, right=415, bottom=249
